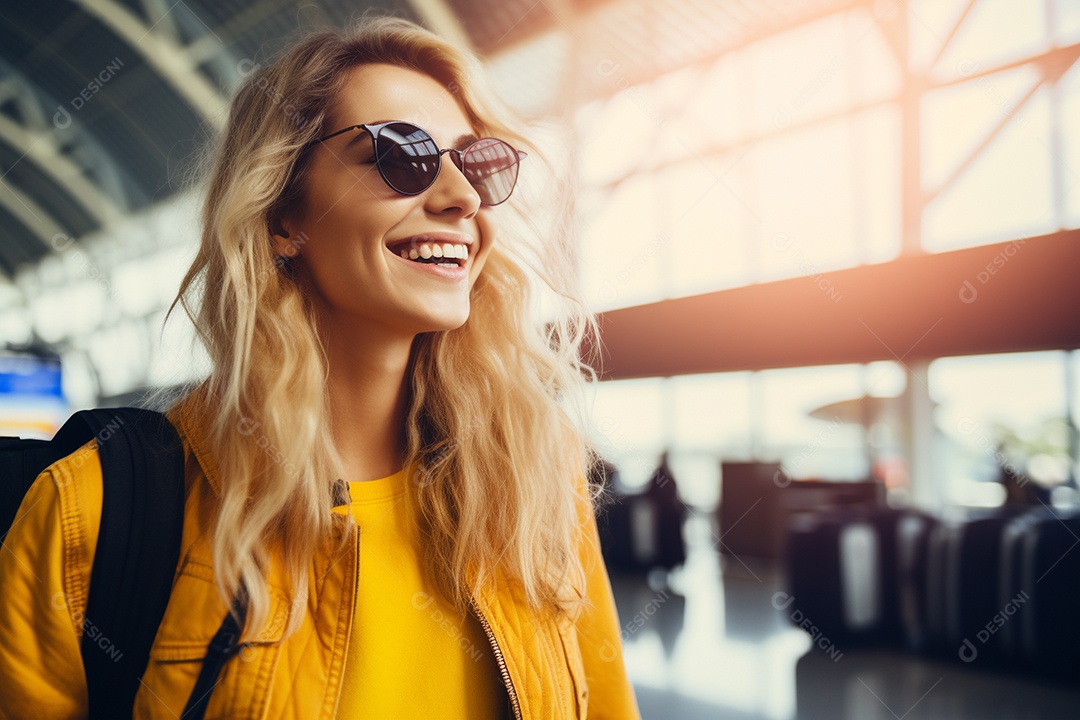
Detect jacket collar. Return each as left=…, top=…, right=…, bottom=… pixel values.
left=165, top=380, right=224, bottom=497
left=163, top=380, right=375, bottom=509
left=164, top=381, right=503, bottom=616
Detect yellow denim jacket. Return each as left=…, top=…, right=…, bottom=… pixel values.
left=0, top=388, right=641, bottom=719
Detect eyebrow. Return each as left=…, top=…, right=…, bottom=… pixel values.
left=451, top=132, right=480, bottom=149
left=339, top=121, right=479, bottom=151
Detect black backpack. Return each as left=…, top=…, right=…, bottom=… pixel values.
left=0, top=407, right=245, bottom=720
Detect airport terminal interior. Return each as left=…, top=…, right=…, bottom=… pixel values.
left=1, top=0, right=1079, bottom=717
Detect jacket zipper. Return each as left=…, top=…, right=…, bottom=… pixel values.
left=339, top=515, right=520, bottom=719
left=468, top=595, right=522, bottom=720
left=330, top=525, right=362, bottom=719
left=351, top=526, right=360, bottom=628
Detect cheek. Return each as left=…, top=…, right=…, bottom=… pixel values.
left=302, top=161, right=389, bottom=227
left=300, top=178, right=400, bottom=256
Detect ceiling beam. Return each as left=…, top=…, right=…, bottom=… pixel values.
left=73, top=0, right=228, bottom=131
left=589, top=229, right=1080, bottom=380
left=0, top=114, right=124, bottom=226
left=0, top=178, right=68, bottom=253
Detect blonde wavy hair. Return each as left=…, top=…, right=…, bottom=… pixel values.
left=160, top=12, right=606, bottom=639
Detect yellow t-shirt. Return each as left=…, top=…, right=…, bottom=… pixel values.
left=333, top=464, right=510, bottom=719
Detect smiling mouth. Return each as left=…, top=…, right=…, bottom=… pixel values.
left=388, top=240, right=469, bottom=268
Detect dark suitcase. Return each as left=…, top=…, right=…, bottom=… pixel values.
left=785, top=507, right=901, bottom=646
left=997, top=506, right=1051, bottom=660
left=998, top=506, right=1080, bottom=677
left=896, top=510, right=939, bottom=652
left=923, top=507, right=1028, bottom=663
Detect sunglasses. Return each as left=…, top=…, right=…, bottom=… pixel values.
left=306, top=120, right=527, bottom=206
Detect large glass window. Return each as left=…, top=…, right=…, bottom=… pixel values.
left=590, top=353, right=1078, bottom=511
left=575, top=1, right=1078, bottom=311
left=929, top=350, right=1075, bottom=505
left=589, top=362, right=910, bottom=509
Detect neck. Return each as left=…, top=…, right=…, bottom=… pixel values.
left=321, top=315, right=415, bottom=483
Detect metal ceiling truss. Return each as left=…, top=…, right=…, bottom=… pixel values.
left=0, top=0, right=239, bottom=280
left=0, top=65, right=126, bottom=229
left=0, top=60, right=130, bottom=272
left=72, top=0, right=230, bottom=131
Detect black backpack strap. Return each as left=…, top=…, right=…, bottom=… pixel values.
left=74, top=408, right=186, bottom=720
left=182, top=592, right=248, bottom=720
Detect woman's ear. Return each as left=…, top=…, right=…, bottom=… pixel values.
left=270, top=217, right=296, bottom=257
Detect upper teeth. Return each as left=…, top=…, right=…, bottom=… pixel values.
left=398, top=242, right=468, bottom=261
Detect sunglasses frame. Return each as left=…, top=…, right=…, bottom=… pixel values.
left=305, top=120, right=527, bottom=206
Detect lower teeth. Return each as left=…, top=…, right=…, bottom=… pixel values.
left=410, top=259, right=457, bottom=267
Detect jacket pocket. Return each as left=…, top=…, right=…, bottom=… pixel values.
left=556, top=614, right=589, bottom=719
left=134, top=556, right=289, bottom=719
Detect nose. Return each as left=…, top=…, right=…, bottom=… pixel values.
left=425, top=149, right=481, bottom=216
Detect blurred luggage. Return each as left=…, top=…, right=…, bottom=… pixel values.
left=782, top=483, right=1080, bottom=679
left=594, top=453, right=687, bottom=573
left=785, top=506, right=903, bottom=645
left=895, top=509, right=939, bottom=652
left=998, top=506, right=1080, bottom=677
left=922, top=507, right=1027, bottom=662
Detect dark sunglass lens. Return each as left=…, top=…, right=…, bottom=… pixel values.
left=461, top=138, right=521, bottom=205
left=375, top=123, right=441, bottom=194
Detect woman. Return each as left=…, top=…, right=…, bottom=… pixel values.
left=0, top=12, right=640, bottom=720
